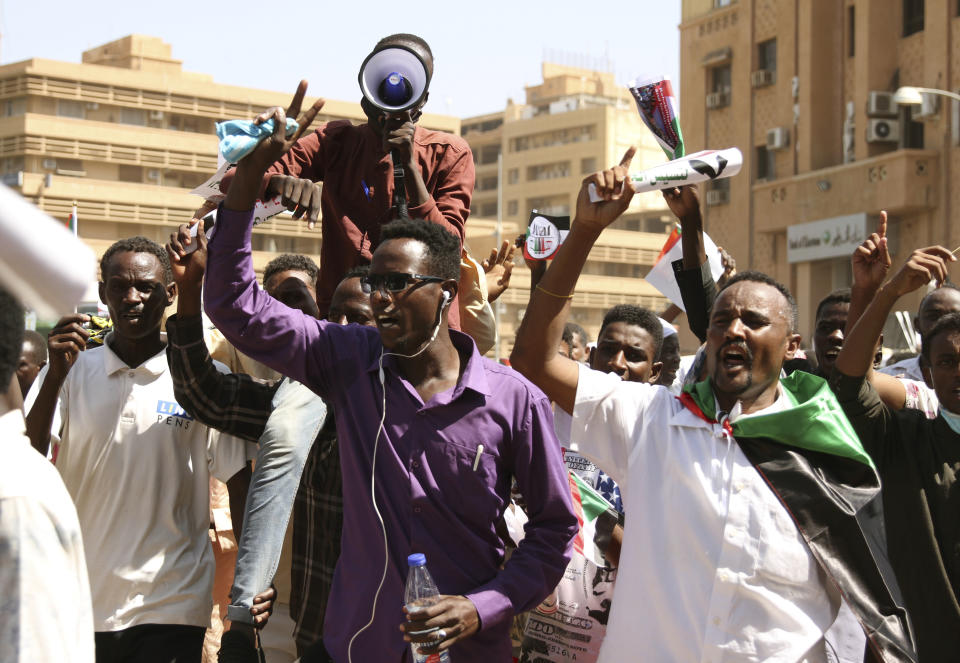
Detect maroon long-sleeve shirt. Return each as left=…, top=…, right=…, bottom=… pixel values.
left=220, top=120, right=474, bottom=327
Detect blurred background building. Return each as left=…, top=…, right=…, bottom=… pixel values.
left=463, top=61, right=675, bottom=353
left=680, top=0, right=959, bottom=346
left=0, top=36, right=676, bottom=354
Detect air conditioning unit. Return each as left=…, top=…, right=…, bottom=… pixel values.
left=85, top=102, right=99, bottom=110
left=911, top=92, right=941, bottom=121
left=705, top=189, right=729, bottom=206
left=866, top=118, right=900, bottom=143
left=867, top=91, right=897, bottom=117
left=766, top=127, right=790, bottom=150
left=147, top=169, right=162, bottom=180
left=41, top=158, right=57, bottom=170
left=149, top=110, right=164, bottom=121
left=705, top=91, right=730, bottom=110
left=751, top=70, right=775, bottom=88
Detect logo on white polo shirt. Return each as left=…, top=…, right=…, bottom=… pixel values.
left=156, top=400, right=194, bottom=429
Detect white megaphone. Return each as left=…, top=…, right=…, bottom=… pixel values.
left=358, top=44, right=431, bottom=221
left=358, top=45, right=431, bottom=114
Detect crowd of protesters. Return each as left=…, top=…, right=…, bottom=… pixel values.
left=2, top=31, right=959, bottom=663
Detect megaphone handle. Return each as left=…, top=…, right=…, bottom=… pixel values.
left=391, top=149, right=410, bottom=221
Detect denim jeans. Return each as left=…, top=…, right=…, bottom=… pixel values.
left=226, top=378, right=328, bottom=624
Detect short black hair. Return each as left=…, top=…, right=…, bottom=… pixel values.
left=599, top=304, right=663, bottom=358
left=263, top=254, right=319, bottom=289
left=921, top=312, right=960, bottom=361
left=720, top=270, right=799, bottom=332
left=919, top=282, right=960, bottom=314
left=815, top=288, right=851, bottom=322
left=564, top=321, right=589, bottom=347
left=0, top=286, right=24, bottom=389
left=21, top=329, right=47, bottom=364
left=100, top=236, right=172, bottom=284
left=375, top=33, right=433, bottom=59
left=379, top=218, right=461, bottom=281
left=342, top=264, right=370, bottom=280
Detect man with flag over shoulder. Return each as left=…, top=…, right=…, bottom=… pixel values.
left=510, top=148, right=916, bottom=663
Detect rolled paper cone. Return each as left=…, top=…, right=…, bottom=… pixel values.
left=0, top=183, right=95, bottom=318
left=588, top=148, right=743, bottom=203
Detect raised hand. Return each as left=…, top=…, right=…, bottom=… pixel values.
left=886, top=245, right=956, bottom=297
left=575, top=147, right=637, bottom=232
left=166, top=221, right=208, bottom=289
left=241, top=80, right=325, bottom=175
left=265, top=174, right=322, bottom=223
left=481, top=240, right=516, bottom=303
left=227, top=80, right=326, bottom=226
left=46, top=314, right=90, bottom=382
left=662, top=185, right=701, bottom=224
left=717, top=246, right=737, bottom=288
left=851, top=211, right=891, bottom=293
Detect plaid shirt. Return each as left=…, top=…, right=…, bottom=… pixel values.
left=166, top=314, right=342, bottom=651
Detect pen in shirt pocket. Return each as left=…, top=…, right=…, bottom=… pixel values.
left=472, top=444, right=484, bottom=472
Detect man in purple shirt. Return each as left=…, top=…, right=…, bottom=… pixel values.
left=201, top=85, right=576, bottom=663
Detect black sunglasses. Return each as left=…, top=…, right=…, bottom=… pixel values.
left=360, top=272, right=444, bottom=295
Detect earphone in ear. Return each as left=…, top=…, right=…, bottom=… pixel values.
left=441, top=290, right=451, bottom=307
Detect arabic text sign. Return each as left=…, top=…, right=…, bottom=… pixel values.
left=786, top=213, right=867, bottom=264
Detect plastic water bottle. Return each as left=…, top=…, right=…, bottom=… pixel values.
left=404, top=553, right=451, bottom=663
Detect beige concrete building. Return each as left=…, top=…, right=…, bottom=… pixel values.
left=3, top=35, right=685, bottom=354
left=462, top=63, right=677, bottom=350
left=0, top=34, right=459, bottom=290
left=680, top=0, right=960, bottom=345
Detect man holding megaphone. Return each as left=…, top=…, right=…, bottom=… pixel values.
left=219, top=33, right=473, bottom=327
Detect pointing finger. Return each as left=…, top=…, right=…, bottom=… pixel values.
left=619, top=145, right=637, bottom=169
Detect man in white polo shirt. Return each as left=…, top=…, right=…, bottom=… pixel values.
left=511, top=153, right=916, bottom=662
left=25, top=236, right=251, bottom=663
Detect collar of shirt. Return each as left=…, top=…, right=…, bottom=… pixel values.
left=101, top=334, right=168, bottom=377
left=365, top=329, right=492, bottom=405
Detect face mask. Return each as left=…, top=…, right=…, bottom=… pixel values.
left=940, top=407, right=960, bottom=435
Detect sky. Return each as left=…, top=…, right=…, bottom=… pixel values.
left=1, top=0, right=681, bottom=118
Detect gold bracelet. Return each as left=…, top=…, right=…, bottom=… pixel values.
left=536, top=284, right=575, bottom=299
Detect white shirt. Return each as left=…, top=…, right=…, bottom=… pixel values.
left=26, top=339, right=250, bottom=631
left=878, top=355, right=923, bottom=381
left=569, top=364, right=840, bottom=663
left=0, top=409, right=94, bottom=662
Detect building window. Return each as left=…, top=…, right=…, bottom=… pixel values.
left=57, top=100, right=85, bottom=119
left=848, top=6, right=856, bottom=57
left=476, top=145, right=500, bottom=166
left=755, top=146, right=775, bottom=181
left=712, top=65, right=732, bottom=94
left=507, top=168, right=519, bottom=185
left=757, top=39, right=777, bottom=74
left=118, top=165, right=142, bottom=183
left=527, top=161, right=571, bottom=181
left=3, top=98, right=25, bottom=117
left=507, top=200, right=518, bottom=216
left=707, top=65, right=732, bottom=109
left=1, top=157, right=24, bottom=174
left=510, top=125, right=595, bottom=152
left=903, top=0, right=924, bottom=36
left=476, top=176, right=498, bottom=191
left=118, top=108, right=146, bottom=126
left=527, top=195, right=570, bottom=217
left=479, top=202, right=498, bottom=217
left=581, top=157, right=597, bottom=174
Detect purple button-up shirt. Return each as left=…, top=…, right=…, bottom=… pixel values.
left=204, top=207, right=577, bottom=663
